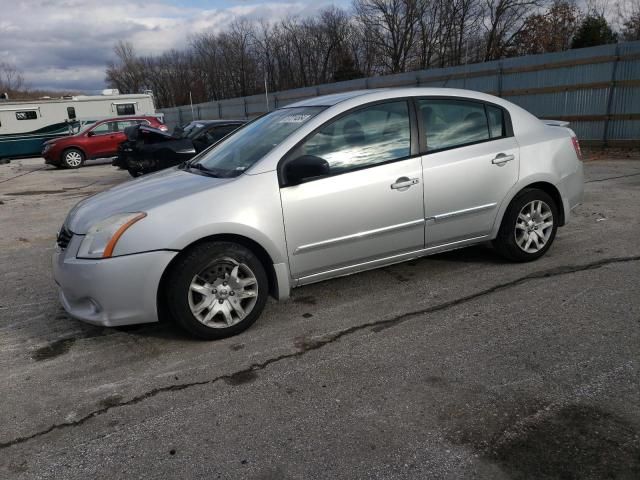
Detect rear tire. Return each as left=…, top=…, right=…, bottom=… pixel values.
left=61, top=148, right=84, bottom=169
left=127, top=168, right=142, bottom=178
left=166, top=242, right=269, bottom=340
left=493, top=188, right=558, bottom=262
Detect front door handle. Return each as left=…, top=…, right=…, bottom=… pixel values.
left=492, top=153, right=515, bottom=166
left=391, top=177, right=420, bottom=190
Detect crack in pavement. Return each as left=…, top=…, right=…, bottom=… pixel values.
left=0, top=166, right=48, bottom=185
left=585, top=172, right=640, bottom=183
left=2, top=254, right=639, bottom=450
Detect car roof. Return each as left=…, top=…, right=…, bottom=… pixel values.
left=285, top=90, right=377, bottom=107
left=95, top=115, right=161, bottom=123
left=186, top=120, right=245, bottom=126
left=285, top=87, right=512, bottom=108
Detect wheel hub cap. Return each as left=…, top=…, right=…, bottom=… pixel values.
left=66, top=152, right=82, bottom=166
left=187, top=258, right=258, bottom=329
left=514, top=200, right=554, bottom=253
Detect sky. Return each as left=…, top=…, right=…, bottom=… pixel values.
left=0, top=0, right=349, bottom=92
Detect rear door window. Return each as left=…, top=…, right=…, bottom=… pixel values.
left=417, top=99, right=490, bottom=151
left=117, top=120, right=138, bottom=131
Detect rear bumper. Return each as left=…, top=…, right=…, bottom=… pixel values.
left=560, top=161, right=584, bottom=224
left=53, top=236, right=177, bottom=327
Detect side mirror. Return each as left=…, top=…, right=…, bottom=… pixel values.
left=87, top=131, right=95, bottom=137
left=285, top=155, right=330, bottom=186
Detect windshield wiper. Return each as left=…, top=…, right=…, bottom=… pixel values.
left=187, top=162, right=219, bottom=177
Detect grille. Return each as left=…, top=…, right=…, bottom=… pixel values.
left=56, top=225, right=73, bottom=249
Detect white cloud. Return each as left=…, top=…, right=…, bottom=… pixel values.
left=0, top=0, right=339, bottom=91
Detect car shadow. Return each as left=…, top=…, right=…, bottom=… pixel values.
left=428, top=243, right=509, bottom=265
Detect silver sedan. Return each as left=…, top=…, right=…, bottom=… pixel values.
left=54, top=88, right=584, bottom=339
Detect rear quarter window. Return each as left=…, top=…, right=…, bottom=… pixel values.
left=486, top=105, right=507, bottom=139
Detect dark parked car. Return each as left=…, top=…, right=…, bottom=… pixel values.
left=114, top=120, right=245, bottom=176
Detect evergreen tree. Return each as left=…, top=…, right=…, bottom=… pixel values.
left=571, top=15, right=617, bottom=49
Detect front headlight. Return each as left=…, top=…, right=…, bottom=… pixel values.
left=77, top=212, right=146, bottom=259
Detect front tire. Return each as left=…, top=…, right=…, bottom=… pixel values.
left=166, top=242, right=269, bottom=340
left=61, top=148, right=85, bottom=169
left=493, top=188, right=558, bottom=262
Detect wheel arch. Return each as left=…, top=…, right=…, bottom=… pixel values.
left=156, top=233, right=285, bottom=323
left=522, top=181, right=565, bottom=226
left=492, top=178, right=566, bottom=238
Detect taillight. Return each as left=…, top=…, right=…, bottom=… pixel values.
left=158, top=125, right=169, bottom=132
left=571, top=135, right=582, bottom=161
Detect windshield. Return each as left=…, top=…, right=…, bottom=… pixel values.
left=191, top=107, right=325, bottom=177
left=181, top=122, right=207, bottom=139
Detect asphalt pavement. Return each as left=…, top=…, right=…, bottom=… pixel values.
left=1, top=157, right=639, bottom=479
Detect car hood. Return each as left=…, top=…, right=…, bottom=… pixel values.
left=44, top=133, right=80, bottom=146
left=65, top=167, right=232, bottom=234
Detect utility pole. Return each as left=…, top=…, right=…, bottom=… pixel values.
left=264, top=70, right=269, bottom=112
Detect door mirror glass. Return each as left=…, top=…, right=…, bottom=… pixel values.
left=285, top=155, right=330, bottom=185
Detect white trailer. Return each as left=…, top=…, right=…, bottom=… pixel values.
left=0, top=92, right=157, bottom=160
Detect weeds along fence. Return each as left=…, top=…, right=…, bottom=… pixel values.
left=159, top=41, right=640, bottom=147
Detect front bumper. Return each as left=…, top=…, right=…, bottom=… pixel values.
left=43, top=149, right=60, bottom=165
left=53, top=235, right=177, bottom=327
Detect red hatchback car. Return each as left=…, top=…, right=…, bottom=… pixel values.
left=43, top=116, right=166, bottom=168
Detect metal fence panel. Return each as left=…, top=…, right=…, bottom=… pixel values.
left=159, top=41, right=640, bottom=144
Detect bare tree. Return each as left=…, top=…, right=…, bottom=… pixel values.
left=102, top=0, right=615, bottom=109
left=513, top=0, right=580, bottom=55
left=483, top=0, right=545, bottom=61
left=617, top=0, right=640, bottom=40
left=105, top=41, right=146, bottom=94
left=354, top=0, right=422, bottom=73
left=0, top=62, right=26, bottom=95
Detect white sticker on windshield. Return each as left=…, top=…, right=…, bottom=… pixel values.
left=278, top=114, right=312, bottom=124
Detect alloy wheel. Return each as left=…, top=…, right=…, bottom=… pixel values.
left=514, top=200, right=554, bottom=253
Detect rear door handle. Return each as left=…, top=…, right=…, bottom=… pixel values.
left=492, top=153, right=515, bottom=166
left=391, top=177, right=420, bottom=190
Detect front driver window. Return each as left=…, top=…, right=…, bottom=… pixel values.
left=91, top=122, right=117, bottom=135
left=292, top=101, right=411, bottom=175
left=91, top=122, right=110, bottom=134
